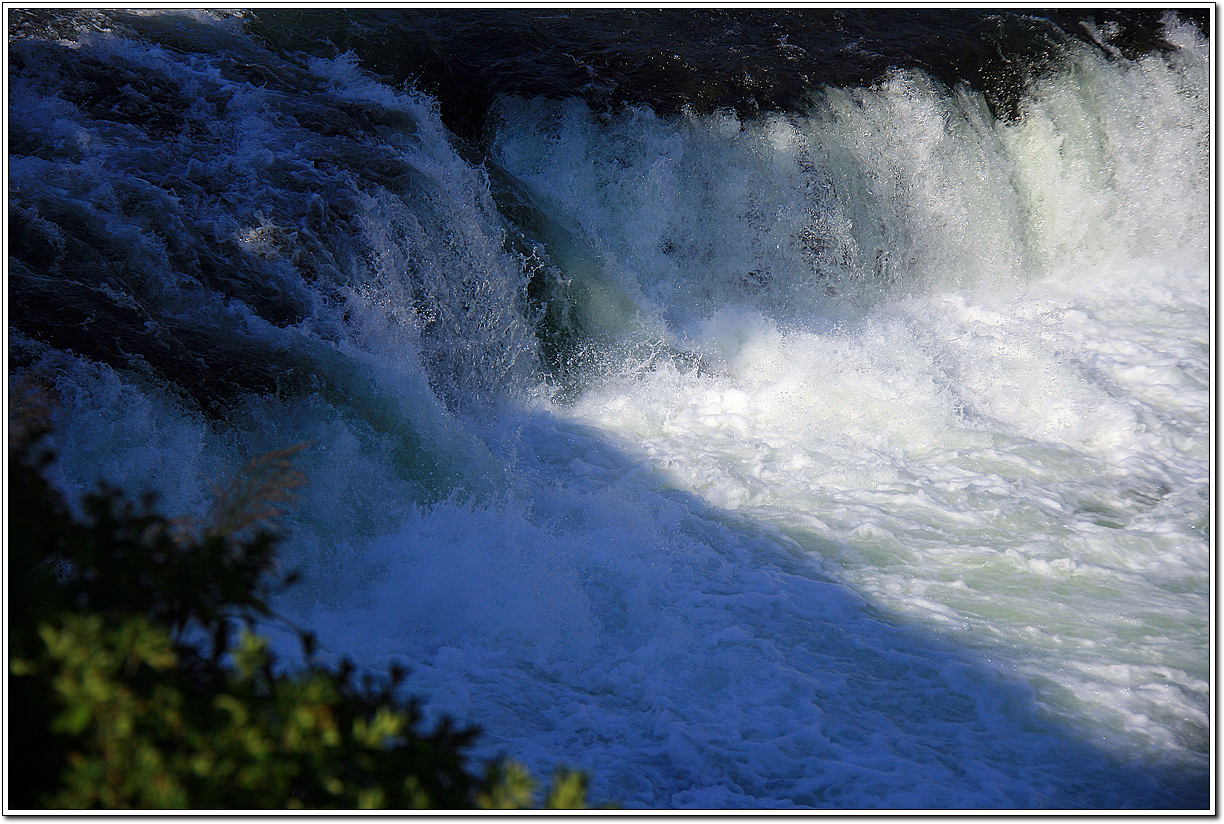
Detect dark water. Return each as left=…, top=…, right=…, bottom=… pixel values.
left=245, top=8, right=1202, bottom=138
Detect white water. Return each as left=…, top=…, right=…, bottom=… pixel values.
left=478, top=18, right=1211, bottom=804
left=26, top=12, right=1210, bottom=809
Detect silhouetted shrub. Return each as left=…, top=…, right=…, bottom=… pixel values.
left=7, top=395, right=590, bottom=810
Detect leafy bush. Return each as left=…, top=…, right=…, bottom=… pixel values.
left=7, top=392, right=591, bottom=810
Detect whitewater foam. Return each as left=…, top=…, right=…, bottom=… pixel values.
left=12, top=9, right=1210, bottom=809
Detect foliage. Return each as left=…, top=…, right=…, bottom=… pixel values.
left=6, top=397, right=592, bottom=810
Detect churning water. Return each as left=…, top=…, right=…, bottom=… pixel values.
left=8, top=8, right=1211, bottom=809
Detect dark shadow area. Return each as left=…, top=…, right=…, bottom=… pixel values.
left=243, top=7, right=1208, bottom=143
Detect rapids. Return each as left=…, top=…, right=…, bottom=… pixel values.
left=7, top=8, right=1211, bottom=809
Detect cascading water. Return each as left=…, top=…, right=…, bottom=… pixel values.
left=7, top=8, right=1211, bottom=809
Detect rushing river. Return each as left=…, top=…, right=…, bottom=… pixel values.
left=8, top=8, right=1211, bottom=809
